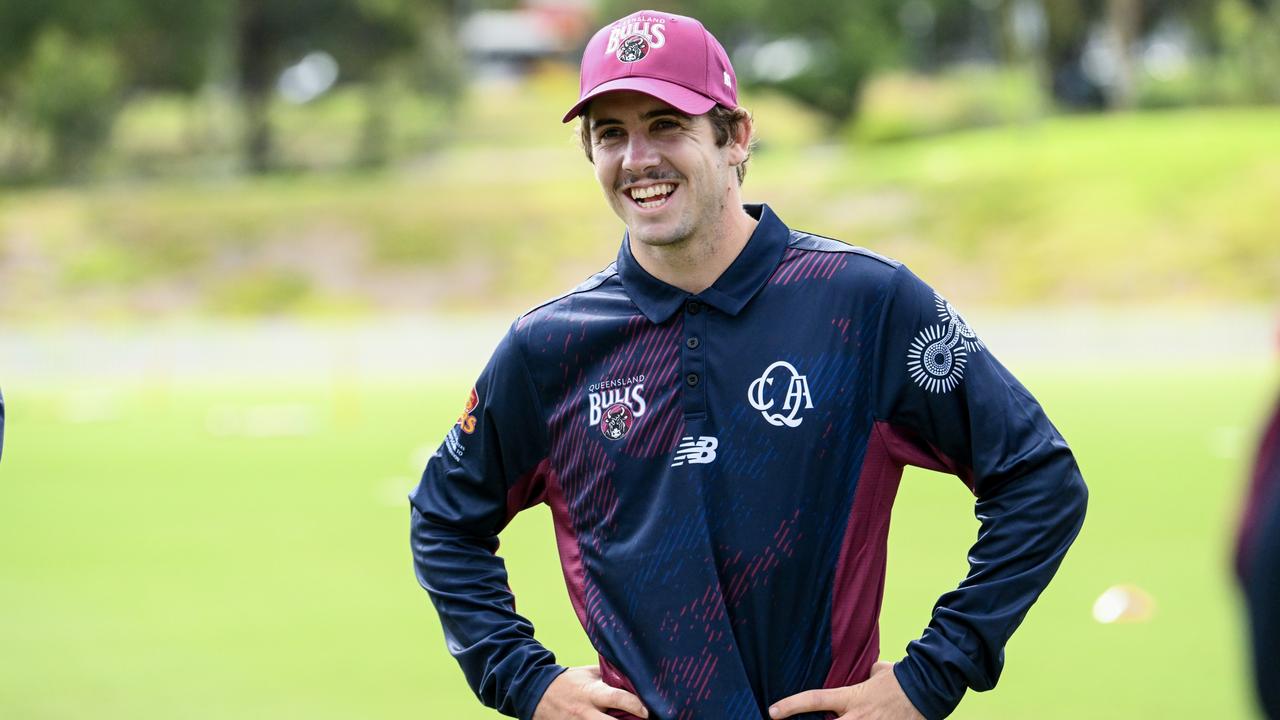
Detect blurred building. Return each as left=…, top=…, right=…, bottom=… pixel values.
left=459, top=0, right=593, bottom=81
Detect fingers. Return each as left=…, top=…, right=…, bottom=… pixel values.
left=769, top=687, right=846, bottom=718
left=591, top=684, right=649, bottom=718
left=541, top=667, right=649, bottom=719
left=870, top=660, right=894, bottom=677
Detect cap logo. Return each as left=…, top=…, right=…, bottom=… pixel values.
left=605, top=20, right=667, bottom=56
left=616, top=35, right=649, bottom=63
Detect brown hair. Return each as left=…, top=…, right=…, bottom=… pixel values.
left=578, top=104, right=756, bottom=185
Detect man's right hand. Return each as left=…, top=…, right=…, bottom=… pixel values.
left=533, top=665, right=650, bottom=719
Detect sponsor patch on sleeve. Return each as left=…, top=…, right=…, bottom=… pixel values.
left=457, top=387, right=479, bottom=434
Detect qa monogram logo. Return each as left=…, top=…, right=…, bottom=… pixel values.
left=747, top=361, right=814, bottom=428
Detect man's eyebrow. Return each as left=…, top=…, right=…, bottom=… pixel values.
left=590, top=108, right=692, bottom=131
left=642, top=108, right=691, bottom=121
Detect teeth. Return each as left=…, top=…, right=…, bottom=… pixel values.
left=629, top=183, right=674, bottom=200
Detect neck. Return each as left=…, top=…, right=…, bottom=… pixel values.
left=629, top=202, right=758, bottom=295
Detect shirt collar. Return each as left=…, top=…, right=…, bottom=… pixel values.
left=617, top=203, right=791, bottom=324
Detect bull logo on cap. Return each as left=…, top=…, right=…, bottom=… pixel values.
left=616, top=35, right=649, bottom=63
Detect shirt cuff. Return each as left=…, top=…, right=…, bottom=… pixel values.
left=893, top=643, right=972, bottom=720
left=515, top=664, right=568, bottom=720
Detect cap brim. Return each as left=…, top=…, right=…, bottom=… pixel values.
left=561, top=77, right=717, bottom=123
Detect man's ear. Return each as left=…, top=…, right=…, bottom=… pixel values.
left=726, top=114, right=753, bottom=166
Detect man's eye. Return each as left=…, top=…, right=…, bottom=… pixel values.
left=597, top=128, right=622, bottom=141
left=653, top=120, right=679, bottom=130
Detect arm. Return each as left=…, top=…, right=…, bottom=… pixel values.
left=874, top=266, right=1088, bottom=719
left=409, top=324, right=565, bottom=719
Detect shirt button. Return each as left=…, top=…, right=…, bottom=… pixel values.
left=686, top=336, right=700, bottom=349
left=685, top=372, right=700, bottom=387
left=686, top=301, right=702, bottom=315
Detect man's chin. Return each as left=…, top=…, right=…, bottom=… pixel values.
left=628, top=229, right=685, bottom=249
left=626, top=216, right=690, bottom=249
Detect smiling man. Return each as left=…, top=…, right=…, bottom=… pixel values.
left=410, top=10, right=1087, bottom=720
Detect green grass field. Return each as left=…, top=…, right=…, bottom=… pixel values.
left=1, top=361, right=1275, bottom=718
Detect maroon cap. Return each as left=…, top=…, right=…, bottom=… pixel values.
left=562, top=10, right=738, bottom=123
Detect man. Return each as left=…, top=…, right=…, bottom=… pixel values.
left=1238, top=381, right=1280, bottom=718
left=410, top=10, right=1087, bottom=720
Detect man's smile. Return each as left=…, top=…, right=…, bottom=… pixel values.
left=625, top=182, right=679, bottom=210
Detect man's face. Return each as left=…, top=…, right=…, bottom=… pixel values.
left=586, top=92, right=743, bottom=249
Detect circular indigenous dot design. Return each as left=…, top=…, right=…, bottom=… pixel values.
left=935, top=293, right=984, bottom=353
left=907, top=324, right=968, bottom=394
left=923, top=340, right=953, bottom=377
left=617, top=35, right=649, bottom=63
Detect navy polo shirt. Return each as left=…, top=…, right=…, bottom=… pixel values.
left=410, top=204, right=1087, bottom=720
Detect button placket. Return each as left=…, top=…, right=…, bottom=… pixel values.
left=681, top=300, right=708, bottom=417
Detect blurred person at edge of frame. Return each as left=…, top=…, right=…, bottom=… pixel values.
left=1237, top=327, right=1280, bottom=719
left=409, top=8, right=1087, bottom=720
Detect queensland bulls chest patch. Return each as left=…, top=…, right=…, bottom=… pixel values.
left=587, top=374, right=647, bottom=440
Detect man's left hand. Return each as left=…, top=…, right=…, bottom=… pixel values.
left=768, top=661, right=924, bottom=720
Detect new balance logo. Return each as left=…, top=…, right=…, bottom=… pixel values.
left=670, top=436, right=718, bottom=467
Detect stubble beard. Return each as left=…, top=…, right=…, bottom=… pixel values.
left=629, top=213, right=695, bottom=249
left=626, top=182, right=726, bottom=253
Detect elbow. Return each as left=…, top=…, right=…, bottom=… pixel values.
left=1063, top=464, right=1089, bottom=533
left=1041, top=444, right=1088, bottom=531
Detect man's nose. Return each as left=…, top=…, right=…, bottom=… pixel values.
left=622, top=134, right=660, bottom=175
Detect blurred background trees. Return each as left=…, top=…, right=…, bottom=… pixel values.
left=0, top=0, right=1277, bottom=181
left=0, top=0, right=461, bottom=180
left=234, top=0, right=432, bottom=172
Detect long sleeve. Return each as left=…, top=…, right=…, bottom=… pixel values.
left=871, top=266, right=1088, bottom=719
left=409, top=322, right=565, bottom=719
